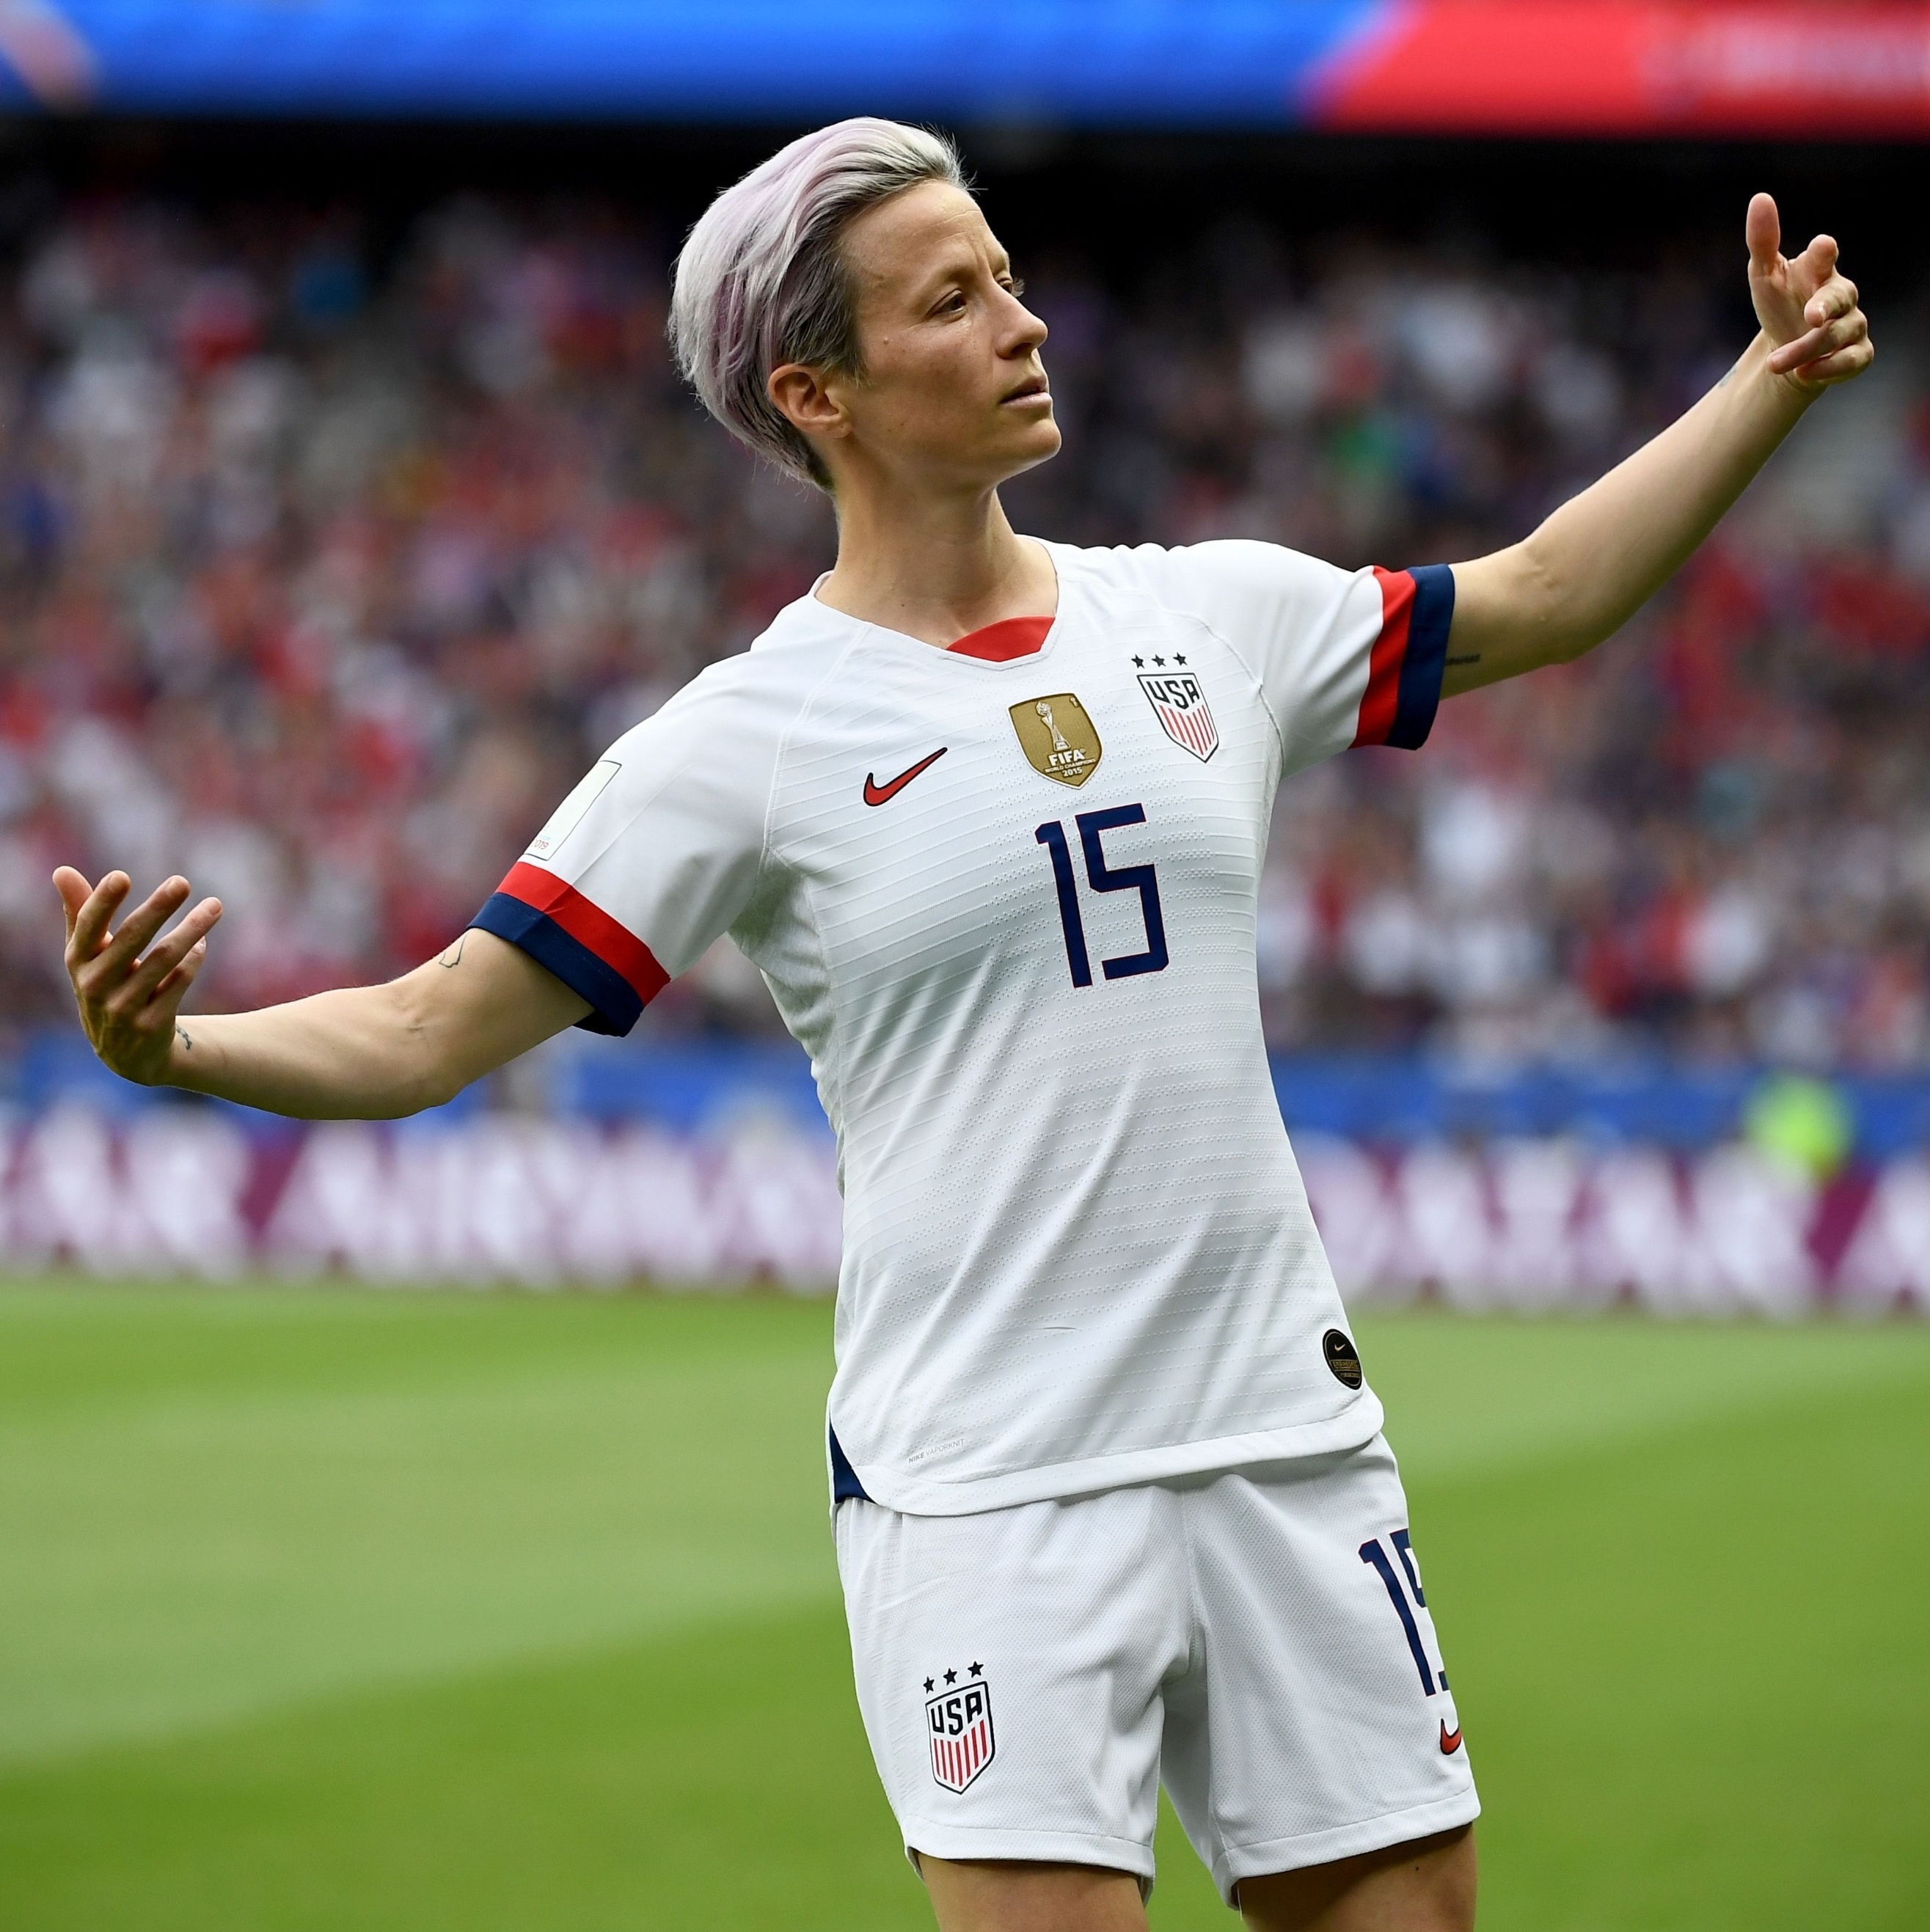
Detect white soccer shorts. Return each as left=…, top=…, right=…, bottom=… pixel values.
left=835, top=1433, right=1477, bottom=1906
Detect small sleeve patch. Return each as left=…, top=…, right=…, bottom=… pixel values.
left=524, top=758, right=621, bottom=863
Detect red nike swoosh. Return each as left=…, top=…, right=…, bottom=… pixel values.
left=863, top=747, right=948, bottom=807
left=1439, top=1721, right=1463, bottom=1754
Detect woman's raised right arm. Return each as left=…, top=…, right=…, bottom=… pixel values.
left=54, top=868, right=591, bottom=1119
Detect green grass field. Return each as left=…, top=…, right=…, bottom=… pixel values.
left=2, top=1284, right=1926, bottom=1931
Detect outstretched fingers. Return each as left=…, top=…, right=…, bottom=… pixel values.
left=117, top=898, right=224, bottom=1009
left=51, top=866, right=95, bottom=944
left=63, top=868, right=131, bottom=967
left=82, top=876, right=194, bottom=988
left=52, top=868, right=220, bottom=1086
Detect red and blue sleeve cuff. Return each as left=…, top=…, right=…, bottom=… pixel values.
left=469, top=861, right=669, bottom=1037
left=1353, top=563, right=1455, bottom=751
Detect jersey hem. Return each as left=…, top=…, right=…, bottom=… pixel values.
left=839, top=1392, right=1386, bottom=1516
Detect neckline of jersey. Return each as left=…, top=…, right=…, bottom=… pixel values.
left=948, top=615, right=1053, bottom=661
left=802, top=540, right=1070, bottom=670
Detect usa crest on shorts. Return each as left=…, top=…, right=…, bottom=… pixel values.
left=925, top=1667, right=995, bottom=1793
left=1138, top=669, right=1219, bottom=761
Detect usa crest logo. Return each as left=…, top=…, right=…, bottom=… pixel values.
left=1138, top=670, right=1218, bottom=762
left=925, top=1666, right=995, bottom=1793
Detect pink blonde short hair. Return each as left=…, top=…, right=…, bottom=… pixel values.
left=668, top=118, right=967, bottom=488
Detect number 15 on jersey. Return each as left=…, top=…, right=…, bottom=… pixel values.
left=1035, top=803, right=1169, bottom=989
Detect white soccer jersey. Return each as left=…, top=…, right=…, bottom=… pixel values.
left=473, top=540, right=1454, bottom=1514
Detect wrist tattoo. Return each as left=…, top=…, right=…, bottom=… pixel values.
left=176, top=1024, right=194, bottom=1053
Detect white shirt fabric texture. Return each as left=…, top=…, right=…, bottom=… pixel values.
left=472, top=539, right=1455, bottom=1515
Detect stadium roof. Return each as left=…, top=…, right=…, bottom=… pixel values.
left=0, top=1, right=1926, bottom=135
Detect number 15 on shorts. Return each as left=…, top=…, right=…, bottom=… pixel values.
left=1361, top=1534, right=1450, bottom=1684
left=1361, top=1529, right=1463, bottom=1754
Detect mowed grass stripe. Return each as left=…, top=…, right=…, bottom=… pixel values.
left=1, top=1287, right=844, bottom=1766
left=5, top=1289, right=1924, bottom=1768
left=0, top=1602, right=922, bottom=1932
left=1359, top=1309, right=1930, bottom=1481
left=0, top=1282, right=840, bottom=1419
left=2, top=1289, right=1926, bottom=1930
left=2, top=1330, right=1924, bottom=1931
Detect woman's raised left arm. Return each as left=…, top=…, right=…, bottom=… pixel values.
left=1442, top=192, right=1874, bottom=696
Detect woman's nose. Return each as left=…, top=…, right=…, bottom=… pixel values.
left=1005, top=297, right=1048, bottom=354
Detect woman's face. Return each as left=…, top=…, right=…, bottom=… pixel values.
left=793, top=180, right=1059, bottom=493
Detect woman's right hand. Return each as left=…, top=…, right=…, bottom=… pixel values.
left=53, top=868, right=224, bottom=1087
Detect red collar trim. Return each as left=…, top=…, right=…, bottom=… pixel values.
left=948, top=615, right=1053, bottom=662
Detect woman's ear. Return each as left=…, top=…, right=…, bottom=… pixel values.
left=767, top=362, right=848, bottom=446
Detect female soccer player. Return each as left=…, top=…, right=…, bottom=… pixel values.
left=56, top=121, right=1869, bottom=1931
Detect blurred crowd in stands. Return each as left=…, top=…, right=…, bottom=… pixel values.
left=1, top=192, right=1926, bottom=1068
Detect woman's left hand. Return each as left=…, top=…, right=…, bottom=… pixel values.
left=1748, top=191, right=1874, bottom=392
